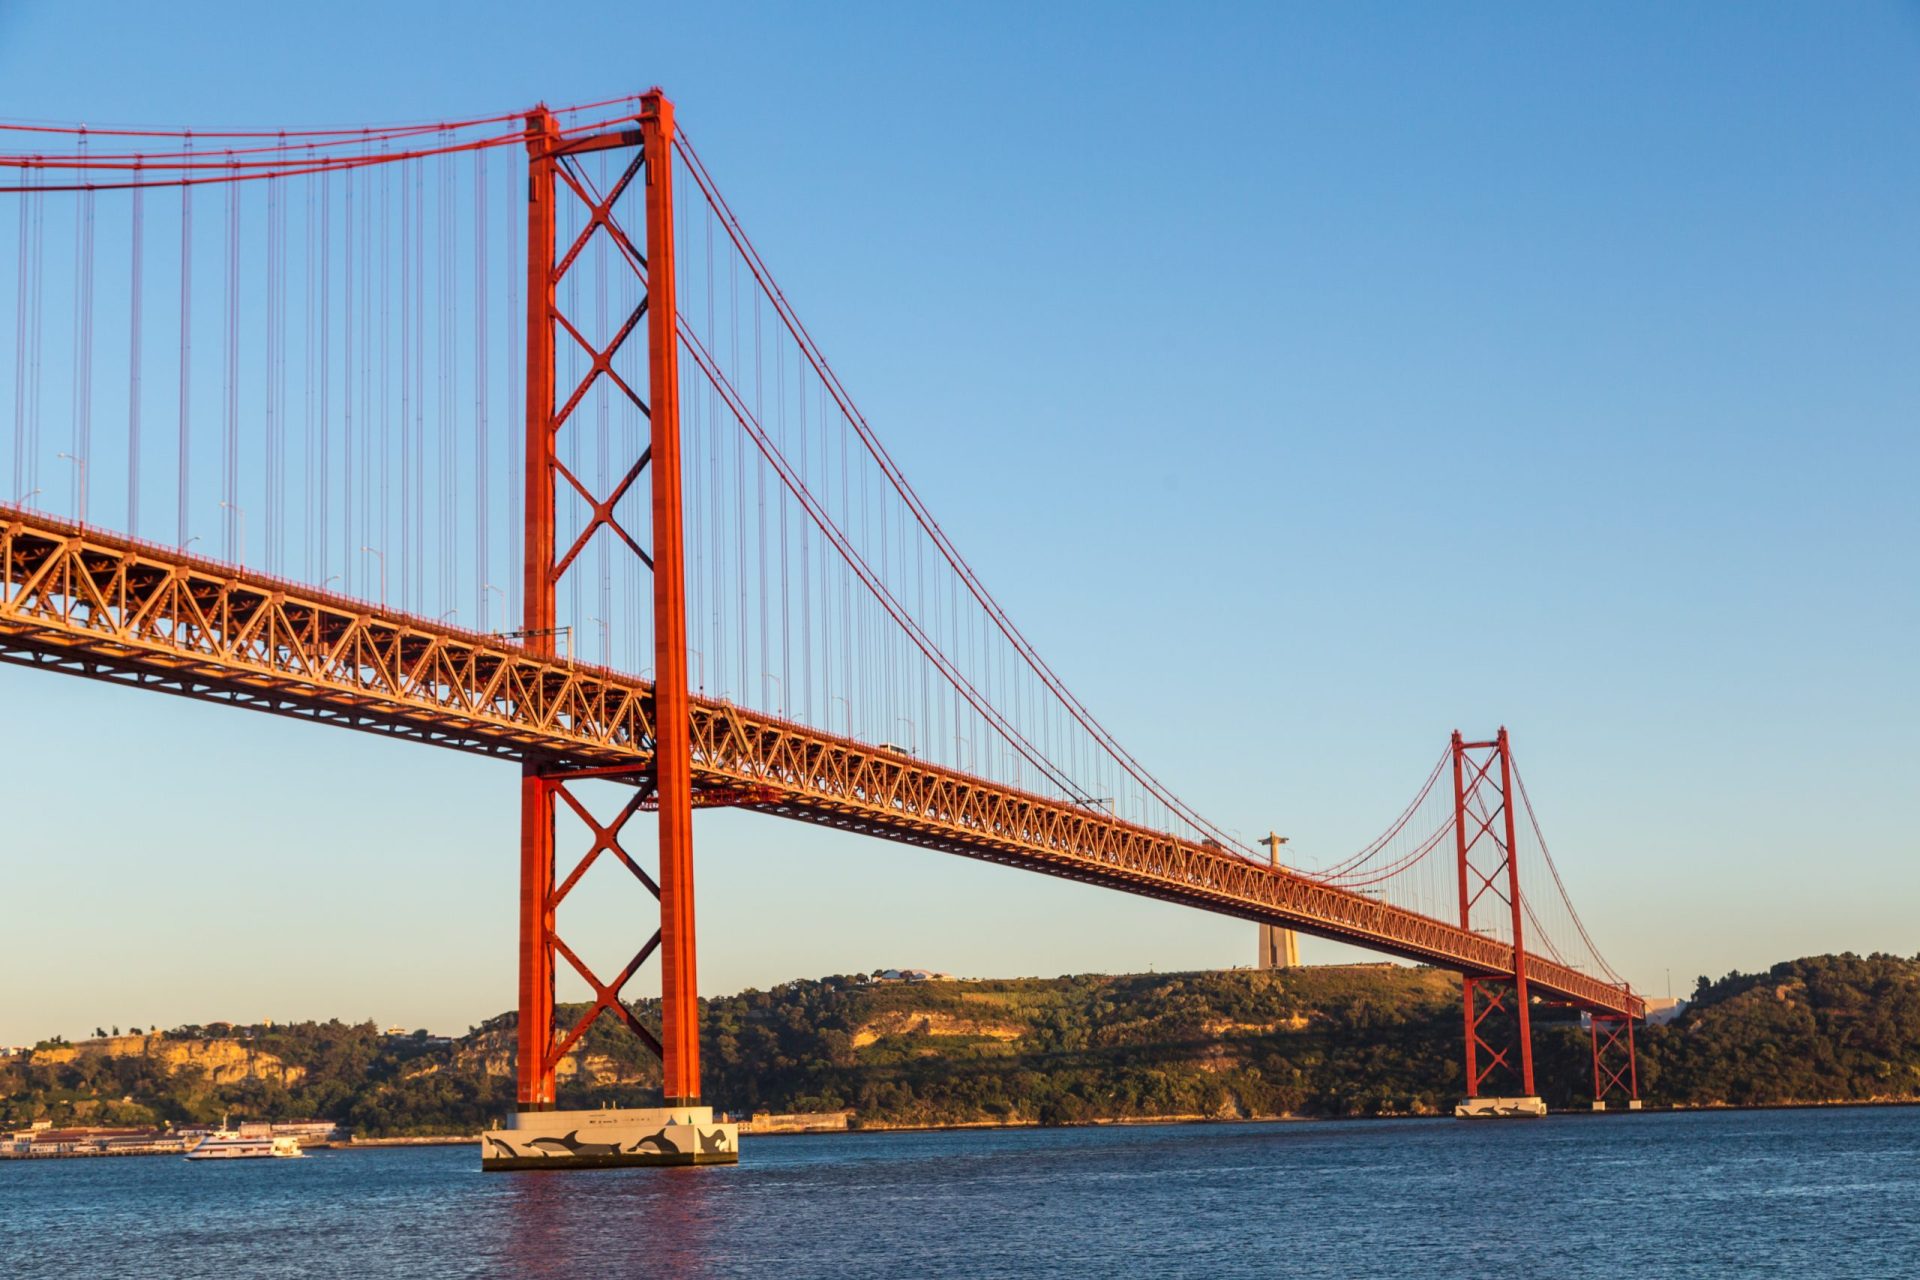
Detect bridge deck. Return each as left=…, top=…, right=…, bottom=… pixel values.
left=0, top=505, right=1641, bottom=1019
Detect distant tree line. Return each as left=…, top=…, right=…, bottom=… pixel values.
left=4, top=954, right=1916, bottom=1135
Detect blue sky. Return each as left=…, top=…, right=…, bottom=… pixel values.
left=2, top=2, right=1916, bottom=1043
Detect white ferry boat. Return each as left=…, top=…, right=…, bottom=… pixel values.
left=185, top=1129, right=303, bottom=1160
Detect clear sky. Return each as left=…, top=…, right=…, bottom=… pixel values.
left=2, top=2, right=1915, bottom=1044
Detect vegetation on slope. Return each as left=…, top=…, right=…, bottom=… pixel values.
left=5, top=953, right=1916, bottom=1135
left=1636, top=952, right=1920, bottom=1106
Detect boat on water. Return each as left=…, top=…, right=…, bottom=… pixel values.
left=185, top=1129, right=303, bottom=1160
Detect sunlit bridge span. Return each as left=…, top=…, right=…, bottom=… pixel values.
left=0, top=91, right=1644, bottom=1139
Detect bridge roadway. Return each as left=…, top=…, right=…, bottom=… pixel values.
left=0, top=504, right=1641, bottom=1019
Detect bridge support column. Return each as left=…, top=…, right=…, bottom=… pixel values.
left=1589, top=1012, right=1640, bottom=1111
left=515, top=104, right=563, bottom=1116
left=508, top=89, right=716, bottom=1143
left=1453, top=729, right=1540, bottom=1117
left=641, top=88, right=702, bottom=1109
left=516, top=766, right=557, bottom=1109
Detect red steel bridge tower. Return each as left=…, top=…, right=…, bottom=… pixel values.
left=1451, top=728, right=1641, bottom=1115
left=517, top=91, right=703, bottom=1113
left=1453, top=729, right=1539, bottom=1112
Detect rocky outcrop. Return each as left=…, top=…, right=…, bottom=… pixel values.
left=30, top=1034, right=305, bottom=1086
left=1201, top=1015, right=1310, bottom=1036
left=851, top=1011, right=1024, bottom=1048
left=441, top=1034, right=649, bottom=1087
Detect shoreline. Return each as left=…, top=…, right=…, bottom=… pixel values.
left=9, top=1097, right=1916, bottom=1161
left=802, top=1095, right=1920, bottom=1137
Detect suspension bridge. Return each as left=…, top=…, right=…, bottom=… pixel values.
left=0, top=90, right=1643, bottom=1164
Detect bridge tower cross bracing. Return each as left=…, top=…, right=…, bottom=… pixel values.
left=1453, top=728, right=1537, bottom=1101
left=516, top=89, right=700, bottom=1112
left=1590, top=1012, right=1641, bottom=1109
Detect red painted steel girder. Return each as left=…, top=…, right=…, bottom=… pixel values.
left=0, top=504, right=1644, bottom=1021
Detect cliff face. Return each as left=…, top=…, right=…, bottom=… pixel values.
left=850, top=1010, right=1024, bottom=1048
left=29, top=1034, right=305, bottom=1086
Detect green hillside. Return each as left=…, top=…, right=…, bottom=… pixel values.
left=5, top=953, right=1917, bottom=1135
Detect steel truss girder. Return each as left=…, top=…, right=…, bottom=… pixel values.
left=0, top=510, right=655, bottom=766
left=0, top=504, right=1643, bottom=1022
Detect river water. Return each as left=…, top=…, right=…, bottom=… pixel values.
left=4, top=1107, right=1914, bottom=1278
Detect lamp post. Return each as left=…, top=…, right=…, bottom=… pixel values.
left=56, top=453, right=86, bottom=525
left=219, top=500, right=246, bottom=565
left=483, top=581, right=509, bottom=631
left=359, top=545, right=386, bottom=606
left=762, top=672, right=784, bottom=716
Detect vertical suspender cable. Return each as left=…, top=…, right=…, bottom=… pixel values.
left=399, top=153, right=411, bottom=611
left=127, top=160, right=143, bottom=534
left=303, top=152, right=316, bottom=583
left=380, top=143, right=390, bottom=600
left=342, top=163, right=354, bottom=583
left=28, top=162, right=42, bottom=505
left=439, top=137, right=452, bottom=614
left=795, top=350, right=808, bottom=718
left=72, top=127, right=95, bottom=524
left=223, top=150, right=239, bottom=560
left=475, top=146, right=490, bottom=629
left=755, top=275, right=770, bottom=708
left=361, top=135, right=373, bottom=595
left=274, top=153, right=288, bottom=571
left=319, top=165, right=331, bottom=587
left=504, top=153, right=519, bottom=632
left=177, top=133, right=192, bottom=547
left=265, top=169, right=278, bottom=570
left=10, top=163, right=29, bottom=502
left=417, top=153, right=427, bottom=611
left=776, top=318, right=791, bottom=712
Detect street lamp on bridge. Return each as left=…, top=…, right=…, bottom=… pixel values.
left=359, top=545, right=386, bottom=606
left=220, top=500, right=245, bottom=564
left=57, top=453, right=86, bottom=525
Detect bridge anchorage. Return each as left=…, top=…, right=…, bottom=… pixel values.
left=0, top=88, right=1645, bottom=1167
